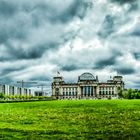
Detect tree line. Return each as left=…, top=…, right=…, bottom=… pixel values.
left=118, top=89, right=140, bottom=99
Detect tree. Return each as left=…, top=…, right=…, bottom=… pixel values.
left=127, top=89, right=133, bottom=99
left=0, top=93, right=5, bottom=99
left=118, top=89, right=123, bottom=98
left=118, top=87, right=123, bottom=98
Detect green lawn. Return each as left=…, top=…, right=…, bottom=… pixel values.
left=0, top=100, right=140, bottom=139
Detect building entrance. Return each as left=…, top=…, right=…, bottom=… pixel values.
left=81, top=86, right=94, bottom=96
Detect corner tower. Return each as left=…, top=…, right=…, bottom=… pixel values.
left=52, top=75, right=64, bottom=99
left=113, top=75, right=125, bottom=91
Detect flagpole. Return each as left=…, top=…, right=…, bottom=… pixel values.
left=57, top=70, right=60, bottom=76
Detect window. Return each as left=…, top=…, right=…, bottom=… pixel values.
left=56, top=88, right=59, bottom=91
left=72, top=92, right=75, bottom=96
left=112, top=91, right=114, bottom=95
left=66, top=92, right=68, bottom=96
left=2, top=85, right=5, bottom=94
left=63, top=92, right=65, bottom=96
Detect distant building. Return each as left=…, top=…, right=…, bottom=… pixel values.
left=34, top=91, right=48, bottom=96
left=52, top=72, right=124, bottom=99
left=0, top=84, right=34, bottom=96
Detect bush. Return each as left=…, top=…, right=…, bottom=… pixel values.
left=0, top=93, right=5, bottom=99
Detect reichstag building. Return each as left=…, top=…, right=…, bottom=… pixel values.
left=52, top=72, right=124, bottom=99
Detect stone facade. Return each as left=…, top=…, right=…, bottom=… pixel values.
left=52, top=72, right=124, bottom=99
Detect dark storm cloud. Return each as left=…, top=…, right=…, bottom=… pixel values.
left=0, top=46, right=43, bottom=61
left=98, top=15, right=114, bottom=38
left=115, top=67, right=135, bottom=75
left=27, top=0, right=90, bottom=26
left=0, top=1, right=17, bottom=17
left=128, top=2, right=139, bottom=11
left=61, top=65, right=80, bottom=71
left=131, top=31, right=140, bottom=36
left=133, top=53, right=140, bottom=60
left=1, top=67, right=26, bottom=75
left=130, top=28, right=140, bottom=37
left=0, top=24, right=27, bottom=44
left=110, top=0, right=137, bottom=4
left=109, top=0, right=139, bottom=14
left=32, top=1, right=88, bottom=24
left=94, top=49, right=123, bottom=69
left=16, top=48, right=44, bottom=59
left=6, top=44, right=48, bottom=60
left=95, top=56, right=116, bottom=69
left=0, top=42, right=58, bottom=61
left=30, top=75, right=51, bottom=82
left=0, top=1, right=27, bottom=44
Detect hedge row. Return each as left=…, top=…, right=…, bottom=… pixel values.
left=0, top=93, right=53, bottom=103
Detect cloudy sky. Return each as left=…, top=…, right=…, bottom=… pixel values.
left=0, top=0, right=140, bottom=90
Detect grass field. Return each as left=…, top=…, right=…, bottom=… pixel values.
left=0, top=100, right=140, bottom=139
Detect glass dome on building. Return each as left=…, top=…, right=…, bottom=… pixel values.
left=78, top=72, right=96, bottom=81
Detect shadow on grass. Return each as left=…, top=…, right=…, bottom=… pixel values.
left=0, top=128, right=83, bottom=140
left=0, top=127, right=140, bottom=140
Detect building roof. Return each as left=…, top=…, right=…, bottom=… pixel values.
left=113, top=76, right=122, bottom=78
left=61, top=83, right=78, bottom=86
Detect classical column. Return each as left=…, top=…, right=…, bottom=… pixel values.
left=85, top=86, right=87, bottom=96
left=89, top=86, right=91, bottom=96
left=83, top=87, right=85, bottom=96
left=94, top=87, right=96, bottom=97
